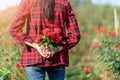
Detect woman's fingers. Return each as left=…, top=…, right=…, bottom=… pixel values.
left=42, top=47, right=51, bottom=58
left=46, top=51, right=52, bottom=58
left=25, top=42, right=33, bottom=47
left=25, top=42, right=41, bottom=50
left=37, top=47, right=47, bottom=58
left=39, top=46, right=53, bottom=58
left=25, top=42, right=53, bottom=58
left=37, top=46, right=49, bottom=58
left=25, top=42, right=39, bottom=49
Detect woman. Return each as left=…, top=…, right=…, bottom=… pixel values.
left=9, top=0, right=80, bottom=80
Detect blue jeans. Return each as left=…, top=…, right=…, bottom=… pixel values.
left=25, top=65, right=65, bottom=80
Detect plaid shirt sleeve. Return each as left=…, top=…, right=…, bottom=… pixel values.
left=9, top=0, right=30, bottom=47
left=65, top=0, right=81, bottom=49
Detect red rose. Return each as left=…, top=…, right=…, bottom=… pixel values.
left=116, top=45, right=120, bottom=49
left=42, top=28, right=53, bottom=37
left=72, top=48, right=77, bottom=53
left=83, top=67, right=88, bottom=72
left=56, top=36, right=62, bottom=45
left=97, top=26, right=105, bottom=33
left=54, top=28, right=62, bottom=34
left=16, top=63, right=21, bottom=68
left=83, top=67, right=92, bottom=73
left=40, top=28, right=63, bottom=47
left=87, top=68, right=92, bottom=72
left=84, top=31, right=88, bottom=37
left=50, top=33, right=58, bottom=40
left=96, top=44, right=102, bottom=49
left=107, top=30, right=116, bottom=37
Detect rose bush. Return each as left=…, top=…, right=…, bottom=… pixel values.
left=90, top=30, right=120, bottom=80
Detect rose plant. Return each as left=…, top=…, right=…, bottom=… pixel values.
left=90, top=30, right=120, bottom=80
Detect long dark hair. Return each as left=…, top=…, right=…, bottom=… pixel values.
left=42, top=0, right=55, bottom=20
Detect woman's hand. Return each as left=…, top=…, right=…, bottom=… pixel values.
left=25, top=42, right=51, bottom=58
left=25, top=42, right=63, bottom=58
left=50, top=46, right=63, bottom=56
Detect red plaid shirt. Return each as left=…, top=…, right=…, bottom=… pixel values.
left=9, top=0, right=80, bottom=67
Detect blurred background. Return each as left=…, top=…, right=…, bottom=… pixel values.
left=0, top=0, right=120, bottom=80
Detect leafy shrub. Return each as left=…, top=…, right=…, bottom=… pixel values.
left=90, top=30, right=120, bottom=80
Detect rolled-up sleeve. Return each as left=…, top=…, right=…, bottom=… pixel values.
left=9, top=0, right=30, bottom=47
left=65, top=0, right=81, bottom=50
